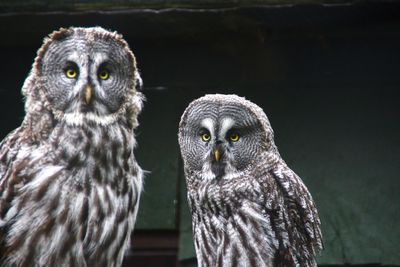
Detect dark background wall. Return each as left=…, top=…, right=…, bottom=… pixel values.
left=0, top=1, right=399, bottom=266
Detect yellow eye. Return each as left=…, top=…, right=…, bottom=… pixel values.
left=201, top=133, right=211, bottom=142
left=65, top=68, right=77, bottom=79
left=98, top=69, right=110, bottom=80
left=230, top=133, right=240, bottom=142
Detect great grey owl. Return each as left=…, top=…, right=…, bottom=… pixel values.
left=178, top=94, right=322, bottom=267
left=0, top=27, right=144, bottom=266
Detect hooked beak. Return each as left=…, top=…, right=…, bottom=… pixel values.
left=211, top=143, right=225, bottom=178
left=214, top=148, right=220, bottom=162
left=84, top=85, right=93, bottom=105
left=213, top=142, right=223, bottom=162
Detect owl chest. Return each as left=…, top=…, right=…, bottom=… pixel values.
left=192, top=202, right=276, bottom=267
left=192, top=206, right=275, bottom=267
left=190, top=181, right=278, bottom=266
left=53, top=126, right=136, bottom=263
left=189, top=177, right=264, bottom=218
left=1, top=125, right=137, bottom=266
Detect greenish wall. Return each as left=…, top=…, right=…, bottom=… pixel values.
left=134, top=90, right=181, bottom=229
left=0, top=2, right=399, bottom=265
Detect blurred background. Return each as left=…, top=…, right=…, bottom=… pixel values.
left=0, top=1, right=399, bottom=266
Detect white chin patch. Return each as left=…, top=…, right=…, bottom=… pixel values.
left=54, top=111, right=120, bottom=126
left=201, top=162, right=216, bottom=181
left=200, top=161, right=239, bottom=181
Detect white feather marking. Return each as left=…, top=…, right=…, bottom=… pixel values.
left=54, top=111, right=120, bottom=126
left=92, top=53, right=109, bottom=99
left=201, top=118, right=214, bottom=135
left=70, top=193, right=85, bottom=221
left=67, top=52, right=81, bottom=64
left=200, top=162, right=216, bottom=181
left=22, top=165, right=63, bottom=191
left=229, top=216, right=251, bottom=266
left=220, top=117, right=235, bottom=140
left=93, top=53, right=108, bottom=66
left=15, top=146, right=40, bottom=163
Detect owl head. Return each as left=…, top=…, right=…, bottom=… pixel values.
left=22, top=27, right=143, bottom=127
left=179, top=94, right=279, bottom=181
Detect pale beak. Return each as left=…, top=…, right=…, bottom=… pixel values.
left=84, top=85, right=93, bottom=104
left=214, top=148, right=220, bottom=162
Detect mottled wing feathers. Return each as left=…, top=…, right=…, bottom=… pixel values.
left=0, top=130, right=27, bottom=260
left=0, top=129, right=25, bottom=217
left=270, top=165, right=323, bottom=263
left=0, top=129, right=21, bottom=179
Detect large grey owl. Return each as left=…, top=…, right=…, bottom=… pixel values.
left=0, top=27, right=144, bottom=266
left=178, top=94, right=322, bottom=267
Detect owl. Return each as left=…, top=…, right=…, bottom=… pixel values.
left=0, top=27, right=144, bottom=266
left=178, top=94, right=322, bottom=267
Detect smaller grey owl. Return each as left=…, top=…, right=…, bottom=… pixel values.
left=0, top=27, right=143, bottom=266
left=178, top=94, right=322, bottom=267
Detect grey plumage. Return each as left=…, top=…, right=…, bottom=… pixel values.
left=0, top=27, right=144, bottom=266
left=178, top=94, right=322, bottom=267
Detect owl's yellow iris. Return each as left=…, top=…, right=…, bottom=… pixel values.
left=230, top=133, right=240, bottom=142
left=201, top=133, right=211, bottom=142
left=98, top=69, right=109, bottom=80
left=65, top=68, right=77, bottom=79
